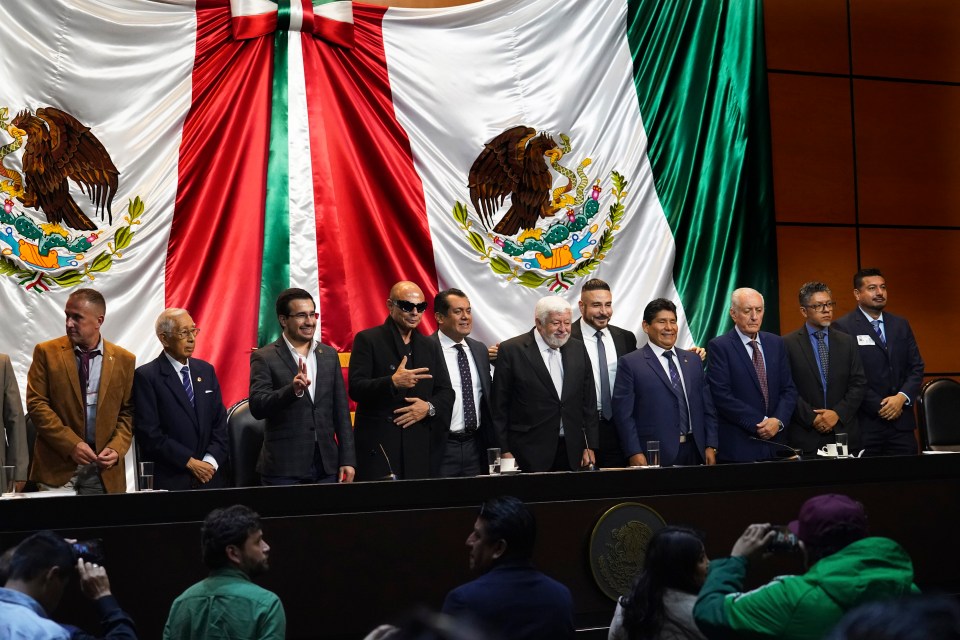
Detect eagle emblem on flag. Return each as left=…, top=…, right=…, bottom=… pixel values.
left=0, top=106, right=144, bottom=292
left=453, top=125, right=627, bottom=292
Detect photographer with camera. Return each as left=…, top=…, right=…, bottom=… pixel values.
left=693, top=494, right=919, bottom=640
left=0, top=531, right=136, bottom=639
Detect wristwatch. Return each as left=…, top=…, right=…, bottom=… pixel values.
left=427, top=402, right=436, bottom=417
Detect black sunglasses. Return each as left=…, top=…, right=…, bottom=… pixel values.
left=391, top=299, right=428, bottom=313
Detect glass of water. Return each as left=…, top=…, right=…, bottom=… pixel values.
left=646, top=441, right=661, bottom=468
left=486, top=448, right=501, bottom=475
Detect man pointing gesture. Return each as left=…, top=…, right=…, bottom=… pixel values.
left=349, top=281, right=453, bottom=480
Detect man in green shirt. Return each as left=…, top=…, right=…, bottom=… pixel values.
left=163, top=505, right=285, bottom=640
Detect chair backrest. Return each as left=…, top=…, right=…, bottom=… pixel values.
left=917, top=378, right=960, bottom=451
left=226, top=399, right=265, bottom=486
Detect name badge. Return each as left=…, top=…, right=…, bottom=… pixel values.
left=857, top=334, right=876, bottom=346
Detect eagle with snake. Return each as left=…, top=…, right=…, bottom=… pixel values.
left=11, top=107, right=119, bottom=231
left=468, top=125, right=562, bottom=236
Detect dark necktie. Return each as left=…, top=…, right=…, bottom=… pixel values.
left=749, top=340, right=769, bottom=412
left=663, top=350, right=690, bottom=434
left=871, top=319, right=886, bottom=346
left=454, top=344, right=477, bottom=432
left=814, top=331, right=829, bottom=405
left=595, top=331, right=612, bottom=420
left=77, top=348, right=101, bottom=396
left=181, top=365, right=195, bottom=407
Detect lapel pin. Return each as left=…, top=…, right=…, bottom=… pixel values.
left=197, top=377, right=202, bottom=382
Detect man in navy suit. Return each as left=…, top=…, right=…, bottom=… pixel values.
left=430, top=289, right=493, bottom=477
left=706, top=288, right=797, bottom=462
left=442, top=496, right=574, bottom=639
left=833, top=269, right=924, bottom=456
left=134, top=308, right=229, bottom=490
left=570, top=279, right=637, bottom=468
left=250, top=288, right=356, bottom=484
left=613, top=298, right=718, bottom=466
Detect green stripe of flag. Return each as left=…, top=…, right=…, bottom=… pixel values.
left=626, top=0, right=779, bottom=342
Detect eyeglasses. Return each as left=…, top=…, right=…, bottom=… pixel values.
left=804, top=302, right=836, bottom=312
left=168, top=328, right=200, bottom=339
left=391, top=299, right=428, bottom=314
left=283, top=312, right=319, bottom=321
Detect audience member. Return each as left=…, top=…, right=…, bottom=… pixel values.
left=442, top=496, right=574, bottom=639
left=134, top=308, right=229, bottom=489
left=27, top=288, right=135, bottom=494
left=0, top=531, right=136, bottom=639
left=164, top=505, right=284, bottom=639
left=825, top=595, right=960, bottom=640
left=694, top=494, right=919, bottom=640
left=609, top=526, right=708, bottom=640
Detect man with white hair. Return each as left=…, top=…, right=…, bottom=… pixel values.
left=491, top=296, right=598, bottom=472
left=706, top=288, right=797, bottom=462
left=133, top=308, right=229, bottom=490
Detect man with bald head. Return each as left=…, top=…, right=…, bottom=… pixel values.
left=27, top=288, right=135, bottom=494
left=349, top=281, right=453, bottom=480
left=492, top=296, right=598, bottom=472
left=706, top=288, right=797, bottom=462
left=134, top=308, right=229, bottom=490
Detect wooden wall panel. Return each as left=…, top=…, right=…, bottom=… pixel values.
left=775, top=226, right=858, bottom=333
left=764, top=0, right=849, bottom=74
left=859, top=228, right=960, bottom=374
left=854, top=80, right=960, bottom=226
left=851, top=0, right=960, bottom=82
left=769, top=74, right=855, bottom=223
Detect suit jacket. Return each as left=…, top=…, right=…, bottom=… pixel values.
left=612, top=344, right=718, bottom=465
left=0, top=353, right=27, bottom=480
left=428, top=332, right=493, bottom=472
left=706, top=329, right=797, bottom=462
left=491, top=330, right=598, bottom=472
left=783, top=325, right=867, bottom=456
left=833, top=310, right=924, bottom=433
left=133, top=353, right=229, bottom=490
left=348, top=319, right=453, bottom=480
left=570, top=319, right=638, bottom=358
left=442, top=561, right=574, bottom=640
left=26, top=336, right=135, bottom=493
left=249, top=338, right=356, bottom=478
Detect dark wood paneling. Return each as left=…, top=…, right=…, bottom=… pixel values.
left=769, top=74, right=856, bottom=224
left=851, top=0, right=960, bottom=82
left=764, top=0, right=850, bottom=74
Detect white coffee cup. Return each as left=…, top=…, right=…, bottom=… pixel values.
left=820, top=443, right=838, bottom=457
left=501, top=457, right=517, bottom=472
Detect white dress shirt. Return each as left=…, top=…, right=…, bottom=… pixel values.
left=438, top=332, right=483, bottom=434
left=282, top=334, right=319, bottom=402
left=581, top=325, right=617, bottom=412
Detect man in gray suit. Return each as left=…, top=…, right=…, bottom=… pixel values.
left=783, top=282, right=867, bottom=457
left=430, top=289, right=493, bottom=477
left=249, top=288, right=355, bottom=484
left=1, top=353, right=27, bottom=491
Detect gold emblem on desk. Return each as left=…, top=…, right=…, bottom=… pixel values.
left=589, top=502, right=666, bottom=601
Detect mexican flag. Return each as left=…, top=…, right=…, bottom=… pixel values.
left=0, top=0, right=776, bottom=417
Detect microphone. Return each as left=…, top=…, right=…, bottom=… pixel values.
left=378, top=443, right=398, bottom=480
left=748, top=436, right=801, bottom=459
left=581, top=428, right=596, bottom=471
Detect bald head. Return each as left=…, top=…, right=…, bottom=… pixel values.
left=387, top=281, right=426, bottom=336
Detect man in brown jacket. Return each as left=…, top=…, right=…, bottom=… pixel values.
left=27, top=288, right=135, bottom=494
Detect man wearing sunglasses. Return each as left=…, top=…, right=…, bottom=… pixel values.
left=249, top=288, right=356, bottom=485
left=134, top=308, right=230, bottom=489
left=349, top=281, right=454, bottom=480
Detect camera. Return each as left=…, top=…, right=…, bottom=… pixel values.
left=71, top=538, right=105, bottom=565
left=765, top=526, right=800, bottom=553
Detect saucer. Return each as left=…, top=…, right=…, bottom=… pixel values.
left=500, top=468, right=522, bottom=475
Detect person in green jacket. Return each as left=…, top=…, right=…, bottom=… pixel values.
left=163, top=505, right=286, bottom=640
left=693, top=494, right=919, bottom=640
